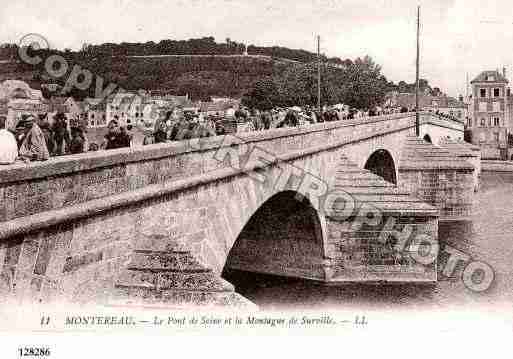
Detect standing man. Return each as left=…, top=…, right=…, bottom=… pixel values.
left=52, top=112, right=71, bottom=155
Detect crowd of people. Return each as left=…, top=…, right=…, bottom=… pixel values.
left=0, top=112, right=134, bottom=165
left=0, top=113, right=89, bottom=164
left=0, top=104, right=405, bottom=166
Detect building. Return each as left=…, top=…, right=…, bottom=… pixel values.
left=63, top=97, right=85, bottom=115
left=41, top=83, right=62, bottom=93
left=463, top=94, right=473, bottom=129
left=7, top=98, right=49, bottom=128
left=83, top=98, right=107, bottom=128
left=199, top=101, right=237, bottom=116
left=211, top=96, right=238, bottom=103
left=468, top=69, right=509, bottom=159
left=0, top=79, right=43, bottom=100
left=0, top=80, right=47, bottom=128
left=433, top=96, right=466, bottom=120
left=392, top=93, right=466, bottom=121
left=106, top=92, right=136, bottom=127
left=106, top=91, right=166, bottom=127
left=47, top=96, right=68, bottom=113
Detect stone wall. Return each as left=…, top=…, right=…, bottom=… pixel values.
left=398, top=137, right=475, bottom=221
left=419, top=120, right=464, bottom=145
left=0, top=147, right=340, bottom=305
left=0, top=113, right=459, bottom=305
left=324, top=215, right=438, bottom=283
left=0, top=112, right=461, bottom=225
left=399, top=169, right=475, bottom=220
left=0, top=172, right=282, bottom=306
left=0, top=206, right=135, bottom=305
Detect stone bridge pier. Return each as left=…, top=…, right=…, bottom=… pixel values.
left=0, top=113, right=478, bottom=308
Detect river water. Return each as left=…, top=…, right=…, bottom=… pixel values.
left=225, top=171, right=513, bottom=311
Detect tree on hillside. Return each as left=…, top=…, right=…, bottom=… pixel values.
left=397, top=81, right=408, bottom=93
left=241, top=78, right=282, bottom=110
left=392, top=78, right=436, bottom=95
left=242, top=55, right=392, bottom=110
left=341, top=56, right=389, bottom=110
left=276, top=63, right=344, bottom=107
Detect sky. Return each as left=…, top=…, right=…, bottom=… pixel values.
left=2, top=0, right=513, bottom=97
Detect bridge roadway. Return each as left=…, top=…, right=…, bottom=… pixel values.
left=0, top=112, right=476, bottom=308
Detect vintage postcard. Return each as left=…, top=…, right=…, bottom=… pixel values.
left=0, top=0, right=512, bottom=357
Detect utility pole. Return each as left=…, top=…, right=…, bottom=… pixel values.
left=415, top=6, right=420, bottom=136
left=466, top=72, right=469, bottom=99
left=317, top=35, right=321, bottom=114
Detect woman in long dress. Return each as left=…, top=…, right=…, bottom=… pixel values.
left=19, top=115, right=50, bottom=161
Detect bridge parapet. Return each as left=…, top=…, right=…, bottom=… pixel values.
left=0, top=111, right=467, bottom=307
left=0, top=112, right=452, bottom=231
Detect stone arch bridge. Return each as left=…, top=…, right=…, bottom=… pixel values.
left=0, top=112, right=478, bottom=308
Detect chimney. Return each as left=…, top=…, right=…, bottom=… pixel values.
left=503, top=66, right=507, bottom=79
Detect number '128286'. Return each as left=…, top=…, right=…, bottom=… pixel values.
left=18, top=348, right=51, bottom=357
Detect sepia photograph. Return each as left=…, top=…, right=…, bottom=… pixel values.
left=0, top=0, right=512, bottom=357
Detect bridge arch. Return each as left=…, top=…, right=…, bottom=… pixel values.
left=423, top=134, right=432, bottom=143
left=223, top=190, right=327, bottom=280
left=364, top=149, right=397, bottom=184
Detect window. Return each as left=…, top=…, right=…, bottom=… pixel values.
left=480, top=132, right=486, bottom=141
left=480, top=88, right=487, bottom=98
left=493, top=102, right=501, bottom=112
left=457, top=111, right=462, bottom=118
left=488, top=118, right=492, bottom=127
left=487, top=75, right=495, bottom=81
left=494, top=132, right=500, bottom=142
left=479, top=102, right=487, bottom=112
left=480, top=118, right=486, bottom=127
left=467, top=118, right=472, bottom=127
left=494, top=117, right=500, bottom=126
left=494, top=88, right=500, bottom=97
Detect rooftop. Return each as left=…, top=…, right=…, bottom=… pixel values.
left=470, top=70, right=508, bottom=84
left=395, top=93, right=465, bottom=109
